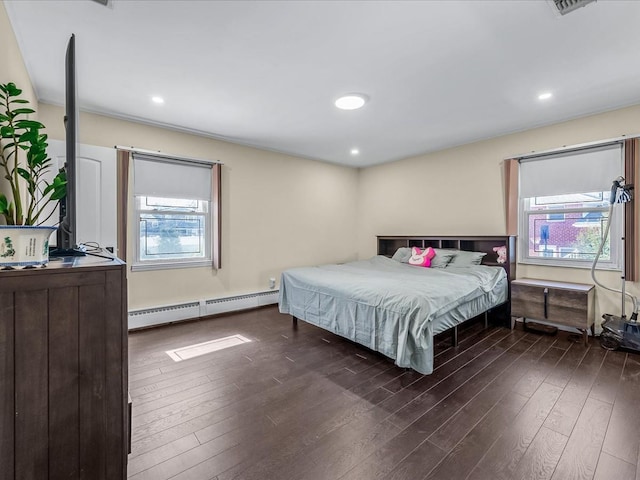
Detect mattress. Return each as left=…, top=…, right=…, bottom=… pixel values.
left=278, top=255, right=508, bottom=374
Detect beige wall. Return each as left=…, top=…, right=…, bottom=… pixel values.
left=38, top=104, right=359, bottom=309
left=0, top=1, right=36, bottom=211
left=358, top=105, right=640, bottom=325
left=0, top=2, right=35, bottom=104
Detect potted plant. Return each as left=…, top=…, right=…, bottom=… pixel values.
left=0, top=82, right=67, bottom=267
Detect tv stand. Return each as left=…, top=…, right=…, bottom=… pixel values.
left=49, top=245, right=87, bottom=258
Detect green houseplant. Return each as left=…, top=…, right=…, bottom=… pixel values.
left=0, top=82, right=67, bottom=267
left=0, top=82, right=66, bottom=225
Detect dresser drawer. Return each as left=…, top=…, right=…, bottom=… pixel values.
left=511, top=279, right=594, bottom=331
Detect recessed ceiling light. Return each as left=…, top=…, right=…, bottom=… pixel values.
left=335, top=94, right=367, bottom=110
left=350, top=148, right=360, bottom=155
left=151, top=96, right=165, bottom=104
left=538, top=92, right=553, bottom=100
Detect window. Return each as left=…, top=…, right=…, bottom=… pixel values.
left=519, top=143, right=624, bottom=269
left=137, top=197, right=208, bottom=262
left=132, top=153, right=221, bottom=270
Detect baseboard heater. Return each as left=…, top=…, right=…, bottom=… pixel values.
left=128, top=290, right=279, bottom=329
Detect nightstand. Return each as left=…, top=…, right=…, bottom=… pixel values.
left=511, top=278, right=595, bottom=346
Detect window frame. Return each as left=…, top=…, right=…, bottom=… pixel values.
left=133, top=196, right=213, bottom=271
left=546, top=211, right=565, bottom=222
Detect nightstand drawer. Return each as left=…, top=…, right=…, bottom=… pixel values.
left=511, top=279, right=595, bottom=335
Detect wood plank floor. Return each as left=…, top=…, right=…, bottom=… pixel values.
left=127, top=306, right=640, bottom=480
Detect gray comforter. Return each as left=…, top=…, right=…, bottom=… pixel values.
left=278, top=255, right=507, bottom=374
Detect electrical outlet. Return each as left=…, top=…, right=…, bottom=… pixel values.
left=269, top=277, right=276, bottom=289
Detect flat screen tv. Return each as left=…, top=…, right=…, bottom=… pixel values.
left=51, top=33, right=84, bottom=256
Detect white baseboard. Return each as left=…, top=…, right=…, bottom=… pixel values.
left=128, top=290, right=279, bottom=329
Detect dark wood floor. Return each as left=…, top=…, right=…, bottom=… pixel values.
left=127, top=306, right=640, bottom=480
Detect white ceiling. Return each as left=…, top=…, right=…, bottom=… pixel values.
left=5, top=0, right=640, bottom=167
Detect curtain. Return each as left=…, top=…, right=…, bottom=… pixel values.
left=504, top=159, right=519, bottom=236
left=624, top=138, right=638, bottom=281
left=212, top=163, right=222, bottom=269
left=116, top=149, right=130, bottom=262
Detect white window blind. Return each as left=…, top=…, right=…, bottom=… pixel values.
left=133, top=153, right=212, bottom=201
left=519, top=143, right=623, bottom=198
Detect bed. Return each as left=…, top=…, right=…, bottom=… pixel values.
left=278, top=235, right=516, bottom=374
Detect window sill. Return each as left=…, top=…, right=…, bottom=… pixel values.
left=131, top=260, right=213, bottom=272
left=518, top=259, right=620, bottom=271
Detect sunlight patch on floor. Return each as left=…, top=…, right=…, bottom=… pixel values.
left=165, top=334, right=252, bottom=362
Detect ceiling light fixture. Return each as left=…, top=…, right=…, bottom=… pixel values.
left=335, top=94, right=367, bottom=110
left=151, top=96, right=165, bottom=104
left=350, top=148, right=360, bottom=155
left=538, top=92, right=553, bottom=100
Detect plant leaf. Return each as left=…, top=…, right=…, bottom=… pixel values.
left=15, top=119, right=44, bottom=129
left=0, top=194, right=8, bottom=214
left=18, top=130, right=38, bottom=143
left=11, top=108, right=35, bottom=116
left=0, top=126, right=14, bottom=137
left=48, top=173, right=67, bottom=200
left=5, top=83, right=21, bottom=96
left=50, top=185, right=67, bottom=201
left=16, top=167, right=30, bottom=181
left=29, top=151, right=48, bottom=165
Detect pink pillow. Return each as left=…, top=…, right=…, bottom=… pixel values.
left=408, top=247, right=436, bottom=267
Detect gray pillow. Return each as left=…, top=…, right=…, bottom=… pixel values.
left=448, top=250, right=487, bottom=266
left=431, top=248, right=456, bottom=268
left=391, top=247, right=412, bottom=263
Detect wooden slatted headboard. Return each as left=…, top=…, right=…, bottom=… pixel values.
left=377, top=235, right=517, bottom=325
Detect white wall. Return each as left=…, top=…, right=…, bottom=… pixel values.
left=357, top=104, right=640, bottom=326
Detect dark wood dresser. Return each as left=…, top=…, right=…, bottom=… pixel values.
left=511, top=278, right=595, bottom=345
left=0, top=256, right=128, bottom=479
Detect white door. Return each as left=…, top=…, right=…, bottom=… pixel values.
left=47, top=140, right=118, bottom=255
